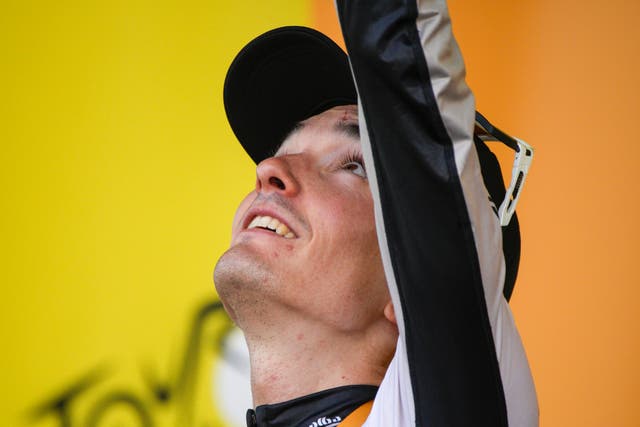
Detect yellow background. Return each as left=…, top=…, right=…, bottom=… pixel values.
left=1, top=2, right=309, bottom=426
left=2, top=1, right=639, bottom=426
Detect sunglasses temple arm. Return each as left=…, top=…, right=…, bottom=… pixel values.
left=498, top=137, right=534, bottom=226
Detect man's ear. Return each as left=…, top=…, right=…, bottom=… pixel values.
left=383, top=301, right=396, bottom=325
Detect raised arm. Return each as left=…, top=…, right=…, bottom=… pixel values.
left=336, top=1, right=538, bottom=425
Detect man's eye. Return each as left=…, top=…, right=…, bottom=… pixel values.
left=343, top=161, right=367, bottom=178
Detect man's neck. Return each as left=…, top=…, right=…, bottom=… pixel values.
left=244, top=319, right=391, bottom=406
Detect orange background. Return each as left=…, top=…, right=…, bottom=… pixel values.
left=314, top=1, right=640, bottom=426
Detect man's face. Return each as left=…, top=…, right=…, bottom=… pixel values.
left=214, top=105, right=389, bottom=333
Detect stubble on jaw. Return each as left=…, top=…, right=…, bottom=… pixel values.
left=213, top=243, right=282, bottom=329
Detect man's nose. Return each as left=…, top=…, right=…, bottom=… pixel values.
left=255, top=156, right=300, bottom=196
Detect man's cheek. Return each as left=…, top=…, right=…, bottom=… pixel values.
left=230, top=193, right=256, bottom=236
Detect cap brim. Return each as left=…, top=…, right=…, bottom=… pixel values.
left=224, top=26, right=357, bottom=164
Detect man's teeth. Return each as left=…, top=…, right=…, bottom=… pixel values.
left=248, top=215, right=295, bottom=238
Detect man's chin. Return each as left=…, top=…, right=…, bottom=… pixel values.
left=213, top=245, right=276, bottom=330
left=213, top=245, right=269, bottom=295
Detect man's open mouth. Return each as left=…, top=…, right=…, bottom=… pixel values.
left=247, top=215, right=295, bottom=239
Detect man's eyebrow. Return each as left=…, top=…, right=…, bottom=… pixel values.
left=335, top=121, right=360, bottom=139
left=291, top=122, right=305, bottom=133
left=276, top=120, right=360, bottom=157
left=274, top=122, right=306, bottom=157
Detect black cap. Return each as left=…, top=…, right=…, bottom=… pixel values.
left=223, top=26, right=520, bottom=300
left=224, top=26, right=356, bottom=163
